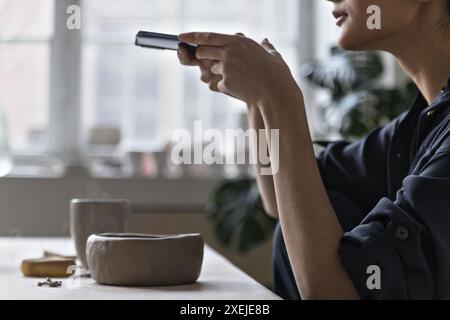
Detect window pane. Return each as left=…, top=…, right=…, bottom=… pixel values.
left=0, top=44, right=50, bottom=151
left=0, top=0, right=54, bottom=40
left=0, top=0, right=53, bottom=153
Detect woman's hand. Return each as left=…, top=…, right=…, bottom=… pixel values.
left=177, top=46, right=223, bottom=92
left=178, top=32, right=299, bottom=107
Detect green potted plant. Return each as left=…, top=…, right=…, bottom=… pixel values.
left=302, top=46, right=417, bottom=140
left=206, top=177, right=277, bottom=253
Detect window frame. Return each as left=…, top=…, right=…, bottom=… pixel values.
left=48, top=0, right=83, bottom=166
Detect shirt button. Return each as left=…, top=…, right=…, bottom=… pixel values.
left=395, top=225, right=409, bottom=241
left=427, top=110, right=435, bottom=117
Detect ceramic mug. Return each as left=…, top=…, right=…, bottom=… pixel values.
left=70, top=199, right=131, bottom=269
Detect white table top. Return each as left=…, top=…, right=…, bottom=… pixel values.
left=0, top=237, right=279, bottom=300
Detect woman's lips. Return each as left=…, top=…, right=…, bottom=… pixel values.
left=332, top=10, right=349, bottom=27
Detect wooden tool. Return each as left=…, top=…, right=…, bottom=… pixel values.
left=21, top=256, right=76, bottom=278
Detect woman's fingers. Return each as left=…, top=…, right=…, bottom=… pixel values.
left=198, top=60, right=222, bottom=92
left=179, top=32, right=236, bottom=46
left=208, top=75, right=223, bottom=92
left=199, top=60, right=213, bottom=82
left=210, top=61, right=223, bottom=76
left=177, top=46, right=199, bottom=66
left=196, top=46, right=224, bottom=60
left=261, top=38, right=281, bottom=57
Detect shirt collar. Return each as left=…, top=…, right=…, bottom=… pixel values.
left=391, top=79, right=450, bottom=134
left=411, top=78, right=450, bottom=122
left=402, top=81, right=450, bottom=159
left=401, top=83, right=449, bottom=134
left=408, top=90, right=428, bottom=121
left=431, top=78, right=450, bottom=105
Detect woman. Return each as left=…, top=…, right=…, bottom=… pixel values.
left=177, top=0, right=450, bottom=299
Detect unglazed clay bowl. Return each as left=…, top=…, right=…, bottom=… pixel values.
left=86, top=233, right=204, bottom=286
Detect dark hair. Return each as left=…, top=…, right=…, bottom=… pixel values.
left=448, top=0, right=450, bottom=14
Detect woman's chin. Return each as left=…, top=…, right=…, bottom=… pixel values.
left=337, top=32, right=370, bottom=51
left=337, top=25, right=387, bottom=51
left=337, top=35, right=357, bottom=50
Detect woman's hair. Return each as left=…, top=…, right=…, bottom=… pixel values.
left=448, top=0, right=450, bottom=14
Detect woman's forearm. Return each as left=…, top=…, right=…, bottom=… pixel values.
left=176, top=31, right=357, bottom=298
left=259, top=83, right=359, bottom=300
left=247, top=105, right=279, bottom=219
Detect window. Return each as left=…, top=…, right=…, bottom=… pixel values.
left=0, top=0, right=305, bottom=177
left=0, top=0, right=54, bottom=153
left=82, top=0, right=301, bottom=151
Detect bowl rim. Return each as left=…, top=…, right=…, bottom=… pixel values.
left=71, top=199, right=129, bottom=204
left=88, top=233, right=203, bottom=242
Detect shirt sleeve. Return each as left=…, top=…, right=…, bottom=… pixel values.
left=339, top=150, right=450, bottom=299
left=317, top=116, right=403, bottom=214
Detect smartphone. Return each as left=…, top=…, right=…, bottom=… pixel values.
left=135, top=31, right=197, bottom=55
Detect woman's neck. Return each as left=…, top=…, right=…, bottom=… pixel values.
left=394, top=43, right=450, bottom=105
left=387, top=8, right=450, bottom=105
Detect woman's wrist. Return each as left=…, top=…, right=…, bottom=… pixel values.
left=257, top=79, right=317, bottom=177
left=257, top=78, right=305, bottom=119
left=258, top=80, right=308, bottom=134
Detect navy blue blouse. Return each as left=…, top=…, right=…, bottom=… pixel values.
left=317, top=81, right=450, bottom=299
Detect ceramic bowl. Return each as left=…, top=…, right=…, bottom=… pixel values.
left=86, top=233, right=204, bottom=286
